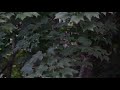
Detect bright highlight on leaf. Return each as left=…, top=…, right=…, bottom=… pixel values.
left=16, top=12, right=39, bottom=20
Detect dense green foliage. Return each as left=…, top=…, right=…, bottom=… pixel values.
left=0, top=12, right=120, bottom=78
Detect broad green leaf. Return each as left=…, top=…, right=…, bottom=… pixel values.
left=30, top=12, right=39, bottom=17
left=16, top=12, right=39, bottom=20
left=84, top=12, right=99, bottom=20
left=77, top=37, right=92, bottom=46
left=0, top=42, right=4, bottom=46
left=1, top=23, right=16, bottom=33
left=60, top=68, right=78, bottom=77
left=50, top=72, right=60, bottom=78
left=5, top=13, right=15, bottom=19
left=29, top=51, right=44, bottom=64
left=101, top=12, right=107, bottom=15
left=70, top=15, right=84, bottom=24
left=61, top=46, right=79, bottom=56
left=21, top=64, right=33, bottom=75
left=55, top=12, right=69, bottom=22
left=47, top=47, right=56, bottom=55
left=0, top=19, right=6, bottom=23
left=37, top=65, right=48, bottom=73
left=47, top=58, right=58, bottom=66
left=55, top=12, right=68, bottom=19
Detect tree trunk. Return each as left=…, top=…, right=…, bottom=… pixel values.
left=5, top=34, right=17, bottom=78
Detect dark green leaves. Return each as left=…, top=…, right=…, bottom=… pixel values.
left=0, top=12, right=117, bottom=78
left=1, top=23, right=16, bottom=33
left=77, top=37, right=92, bottom=46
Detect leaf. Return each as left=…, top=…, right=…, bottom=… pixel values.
left=55, top=12, right=68, bottom=19
left=16, top=12, right=39, bottom=20
left=92, top=51, right=101, bottom=58
left=57, top=58, right=71, bottom=68
left=47, top=47, right=56, bottom=55
left=77, top=37, right=92, bottom=46
left=70, top=15, right=84, bottom=24
left=55, top=12, right=69, bottom=22
left=61, top=46, right=79, bottom=56
left=101, top=12, right=113, bottom=15
left=101, top=12, right=107, bottom=15
left=16, top=40, right=30, bottom=49
left=57, top=62, right=64, bottom=68
left=80, top=46, right=93, bottom=53
left=29, top=51, right=44, bottom=64
left=81, top=21, right=96, bottom=32
left=31, top=12, right=39, bottom=17
left=0, top=32, right=6, bottom=38
left=21, top=51, right=44, bottom=76
left=50, top=72, right=60, bottom=78
left=60, top=68, right=78, bottom=77
left=82, top=61, right=93, bottom=67
left=47, top=58, right=58, bottom=66
left=5, top=13, right=15, bottom=19
left=21, top=64, right=33, bottom=75
left=1, top=23, right=16, bottom=32
left=91, top=46, right=110, bottom=61
left=37, top=65, right=48, bottom=73
left=16, top=13, right=26, bottom=20
left=49, top=66, right=56, bottom=71
left=0, top=42, right=4, bottom=46
left=84, top=12, right=99, bottom=20
left=103, top=55, right=109, bottom=61
left=0, top=19, right=6, bottom=23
